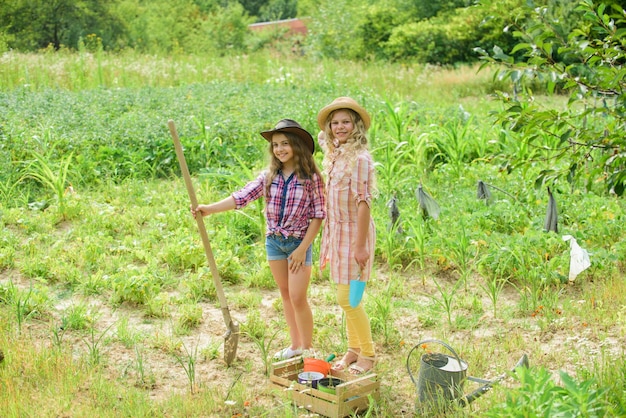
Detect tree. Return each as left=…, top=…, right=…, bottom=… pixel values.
left=238, top=0, right=267, bottom=19
left=306, top=0, right=368, bottom=60
left=259, top=0, right=297, bottom=22
left=476, top=0, right=626, bottom=195
left=0, top=0, right=125, bottom=50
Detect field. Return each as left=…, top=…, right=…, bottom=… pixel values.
left=1, top=50, right=625, bottom=417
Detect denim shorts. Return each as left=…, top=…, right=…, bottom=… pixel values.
left=266, top=234, right=312, bottom=265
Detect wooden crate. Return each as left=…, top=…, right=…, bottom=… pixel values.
left=270, top=357, right=380, bottom=418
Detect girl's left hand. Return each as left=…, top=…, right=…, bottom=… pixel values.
left=354, top=245, right=369, bottom=270
left=288, top=247, right=306, bottom=273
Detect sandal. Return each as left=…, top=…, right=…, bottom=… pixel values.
left=348, top=355, right=376, bottom=375
left=331, top=348, right=359, bottom=371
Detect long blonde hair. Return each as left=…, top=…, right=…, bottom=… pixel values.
left=320, top=108, right=370, bottom=173
left=265, top=131, right=323, bottom=198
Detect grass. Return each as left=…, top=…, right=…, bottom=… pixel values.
left=0, top=49, right=624, bottom=416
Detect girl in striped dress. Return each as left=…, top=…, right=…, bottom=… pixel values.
left=317, top=97, right=377, bottom=375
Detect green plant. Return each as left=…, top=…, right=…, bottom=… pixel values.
left=110, top=272, right=160, bottom=307
left=404, top=216, right=429, bottom=284
left=116, top=316, right=144, bottom=348
left=378, top=221, right=405, bottom=270
left=0, top=178, right=24, bottom=210
left=132, top=346, right=155, bottom=389
left=60, top=302, right=93, bottom=331
left=200, top=339, right=222, bottom=361
left=50, top=322, right=67, bottom=348
left=172, top=339, right=199, bottom=394
left=144, top=292, right=171, bottom=319
left=233, top=291, right=262, bottom=309
left=429, top=118, right=475, bottom=178
left=1, top=281, right=48, bottom=332
left=486, top=366, right=611, bottom=417
left=369, top=282, right=398, bottom=346
left=181, top=270, right=216, bottom=302
left=478, top=265, right=509, bottom=319
left=476, top=1, right=626, bottom=196
left=149, top=330, right=182, bottom=355
left=424, top=277, right=462, bottom=328
left=76, top=272, right=106, bottom=296
left=371, top=101, right=420, bottom=194
left=443, top=220, right=477, bottom=292
left=241, top=311, right=281, bottom=376
left=83, top=322, right=114, bottom=367
left=21, top=149, right=75, bottom=218
left=175, top=303, right=203, bottom=335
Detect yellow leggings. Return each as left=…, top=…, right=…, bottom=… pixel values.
left=337, top=284, right=375, bottom=358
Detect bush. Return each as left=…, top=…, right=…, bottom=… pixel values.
left=385, top=1, right=523, bottom=64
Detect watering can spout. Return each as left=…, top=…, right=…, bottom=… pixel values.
left=458, top=354, right=530, bottom=407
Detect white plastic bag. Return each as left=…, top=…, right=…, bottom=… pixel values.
left=562, top=235, right=591, bottom=282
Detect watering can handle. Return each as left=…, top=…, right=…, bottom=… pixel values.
left=406, top=339, right=465, bottom=385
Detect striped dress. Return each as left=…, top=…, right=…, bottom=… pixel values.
left=319, top=142, right=376, bottom=285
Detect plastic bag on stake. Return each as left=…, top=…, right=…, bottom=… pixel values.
left=562, top=235, right=591, bottom=282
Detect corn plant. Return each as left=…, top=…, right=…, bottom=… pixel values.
left=478, top=268, right=509, bottom=319
left=21, top=150, right=75, bottom=218
left=443, top=220, right=477, bottom=292
left=404, top=216, right=429, bottom=284
left=378, top=207, right=406, bottom=270
left=424, top=277, right=462, bottom=328
left=428, top=117, right=475, bottom=178
left=371, top=100, right=426, bottom=195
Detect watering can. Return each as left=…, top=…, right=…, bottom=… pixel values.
left=406, top=339, right=529, bottom=412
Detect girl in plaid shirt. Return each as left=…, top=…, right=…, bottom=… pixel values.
left=317, top=97, right=377, bottom=375
left=193, top=119, right=326, bottom=360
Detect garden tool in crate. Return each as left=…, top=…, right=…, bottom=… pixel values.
left=406, top=339, right=529, bottom=413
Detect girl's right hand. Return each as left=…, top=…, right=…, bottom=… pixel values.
left=190, top=204, right=207, bottom=218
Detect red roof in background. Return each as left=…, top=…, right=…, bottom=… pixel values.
left=248, top=18, right=309, bottom=36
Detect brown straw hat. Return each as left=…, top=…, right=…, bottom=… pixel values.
left=260, top=119, right=315, bottom=154
left=317, top=97, right=371, bottom=130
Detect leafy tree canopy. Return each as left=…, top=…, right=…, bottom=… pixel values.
left=476, top=0, right=626, bottom=195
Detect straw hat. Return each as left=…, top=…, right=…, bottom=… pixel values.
left=260, top=119, right=315, bottom=154
left=317, top=97, right=371, bottom=130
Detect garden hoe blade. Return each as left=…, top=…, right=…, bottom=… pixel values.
left=168, top=120, right=239, bottom=366
left=544, top=186, right=558, bottom=233
left=416, top=183, right=441, bottom=220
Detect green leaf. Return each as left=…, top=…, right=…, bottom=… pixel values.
left=493, top=45, right=510, bottom=61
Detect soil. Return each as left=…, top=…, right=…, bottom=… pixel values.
left=2, top=266, right=624, bottom=417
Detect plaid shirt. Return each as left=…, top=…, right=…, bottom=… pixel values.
left=232, top=171, right=326, bottom=239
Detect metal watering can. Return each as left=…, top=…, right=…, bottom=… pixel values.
left=406, top=339, right=529, bottom=413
